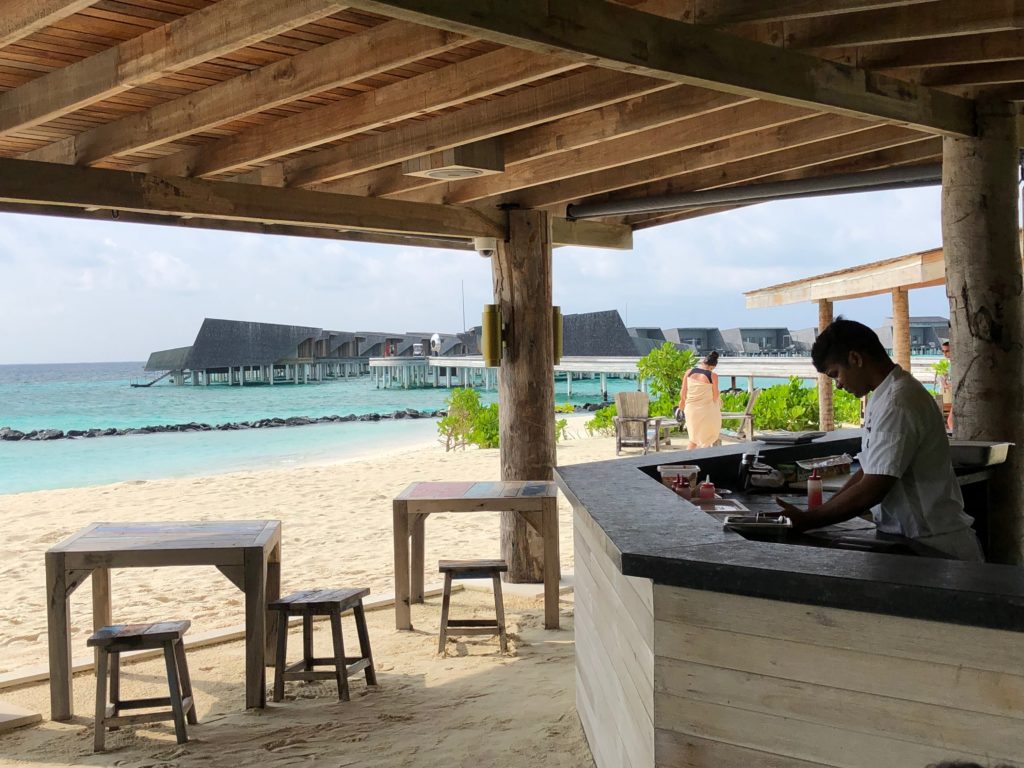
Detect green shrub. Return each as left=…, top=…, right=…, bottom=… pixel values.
left=555, top=418, right=568, bottom=442
left=832, top=387, right=862, bottom=426
left=437, top=387, right=481, bottom=451
left=744, top=377, right=863, bottom=431
left=469, top=402, right=500, bottom=449
left=554, top=403, right=576, bottom=413
left=637, top=342, right=698, bottom=416
left=719, top=390, right=749, bottom=431
left=438, top=388, right=572, bottom=449
left=585, top=404, right=616, bottom=436
left=753, top=378, right=818, bottom=431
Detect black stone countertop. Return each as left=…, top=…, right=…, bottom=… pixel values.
left=555, top=429, right=1024, bottom=632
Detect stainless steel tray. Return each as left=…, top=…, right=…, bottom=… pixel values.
left=949, top=441, right=1012, bottom=468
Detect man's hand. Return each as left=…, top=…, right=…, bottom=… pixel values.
left=775, top=498, right=819, bottom=532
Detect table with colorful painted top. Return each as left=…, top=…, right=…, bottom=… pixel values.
left=45, top=520, right=281, bottom=721
left=392, top=481, right=560, bottom=630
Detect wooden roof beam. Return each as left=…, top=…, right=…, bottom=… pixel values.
left=0, top=158, right=630, bottom=249
left=251, top=68, right=672, bottom=188
left=396, top=99, right=812, bottom=206
left=829, top=31, right=1024, bottom=70
left=920, top=60, right=1024, bottom=87
left=0, top=202, right=478, bottom=251
left=617, top=0, right=938, bottom=24
left=489, top=114, right=898, bottom=211
left=623, top=140, right=941, bottom=227
left=323, top=85, right=753, bottom=199
left=22, top=20, right=465, bottom=166
left=143, top=47, right=580, bottom=178
left=786, top=0, right=1024, bottom=48
left=0, top=1, right=97, bottom=48
left=697, top=0, right=938, bottom=24
left=345, top=0, right=975, bottom=136
left=0, top=157, right=505, bottom=239
left=0, top=0, right=352, bottom=136
left=744, top=249, right=946, bottom=306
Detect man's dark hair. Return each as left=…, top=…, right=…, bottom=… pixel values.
left=811, top=316, right=889, bottom=373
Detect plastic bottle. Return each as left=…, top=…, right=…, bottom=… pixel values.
left=698, top=475, right=716, bottom=500
left=807, top=468, right=823, bottom=510
left=672, top=476, right=691, bottom=500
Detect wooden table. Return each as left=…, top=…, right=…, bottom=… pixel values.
left=392, top=481, right=560, bottom=631
left=45, top=520, right=282, bottom=721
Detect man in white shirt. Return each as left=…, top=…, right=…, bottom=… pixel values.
left=777, top=318, right=984, bottom=561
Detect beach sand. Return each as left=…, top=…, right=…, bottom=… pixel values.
left=0, top=414, right=640, bottom=767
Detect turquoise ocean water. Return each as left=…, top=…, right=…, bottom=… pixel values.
left=0, top=362, right=638, bottom=495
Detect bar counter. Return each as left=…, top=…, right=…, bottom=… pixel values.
left=555, top=430, right=1024, bottom=768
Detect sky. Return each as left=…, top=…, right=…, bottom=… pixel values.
left=0, top=186, right=954, bottom=364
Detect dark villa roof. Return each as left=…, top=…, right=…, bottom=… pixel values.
left=321, top=330, right=357, bottom=354
left=563, top=310, right=637, bottom=357
left=628, top=327, right=666, bottom=341
left=187, top=318, right=322, bottom=369
left=631, top=336, right=665, bottom=356
left=144, top=346, right=192, bottom=372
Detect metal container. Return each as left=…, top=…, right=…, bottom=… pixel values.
left=949, top=441, right=1012, bottom=468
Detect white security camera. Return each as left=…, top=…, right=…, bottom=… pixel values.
left=473, top=236, right=498, bottom=258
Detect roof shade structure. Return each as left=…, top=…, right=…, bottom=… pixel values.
left=0, top=1, right=1021, bottom=247
left=745, top=235, right=1024, bottom=308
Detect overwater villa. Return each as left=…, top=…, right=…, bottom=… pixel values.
left=2, top=2, right=1023, bottom=766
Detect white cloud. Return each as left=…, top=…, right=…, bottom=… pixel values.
left=0, top=185, right=960, bottom=363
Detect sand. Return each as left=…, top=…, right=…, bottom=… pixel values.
left=0, top=414, right=636, bottom=767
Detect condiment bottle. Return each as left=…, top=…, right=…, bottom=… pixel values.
left=672, top=476, right=691, bottom=500
left=698, top=475, right=716, bottom=500
left=807, top=468, right=823, bottom=510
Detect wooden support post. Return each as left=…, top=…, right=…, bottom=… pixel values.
left=493, top=209, right=555, bottom=583
left=599, top=372, right=607, bottom=400
left=942, top=98, right=1024, bottom=564
left=818, top=299, right=835, bottom=431
left=892, top=288, right=911, bottom=371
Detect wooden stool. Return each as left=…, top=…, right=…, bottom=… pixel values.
left=269, top=588, right=377, bottom=702
left=438, top=559, right=508, bottom=654
left=87, top=620, right=197, bottom=752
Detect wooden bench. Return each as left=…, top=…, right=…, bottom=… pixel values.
left=269, top=588, right=376, bottom=702
left=87, top=620, right=197, bottom=752
left=438, top=560, right=508, bottom=655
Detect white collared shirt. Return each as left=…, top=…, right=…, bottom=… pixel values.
left=859, top=365, right=982, bottom=560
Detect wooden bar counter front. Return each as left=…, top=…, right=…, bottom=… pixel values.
left=556, top=432, right=1024, bottom=768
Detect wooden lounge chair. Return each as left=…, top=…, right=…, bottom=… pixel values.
left=613, top=391, right=670, bottom=455
left=720, top=388, right=761, bottom=442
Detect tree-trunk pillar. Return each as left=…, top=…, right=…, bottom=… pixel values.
left=492, top=209, right=556, bottom=582
left=818, top=299, right=834, bottom=431
left=942, top=98, right=1024, bottom=564
left=891, top=288, right=912, bottom=371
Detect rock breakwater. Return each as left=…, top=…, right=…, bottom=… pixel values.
left=0, top=409, right=442, bottom=442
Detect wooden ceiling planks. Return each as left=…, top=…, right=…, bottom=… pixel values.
left=0, top=0, right=1019, bottom=247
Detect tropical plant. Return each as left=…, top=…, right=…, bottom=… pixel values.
left=832, top=387, right=862, bottom=426
left=585, top=404, right=616, bottom=436
left=637, top=342, right=698, bottom=416
left=469, top=402, right=501, bottom=449
left=555, top=418, right=568, bottom=442
left=719, top=390, right=749, bottom=432
left=932, top=358, right=950, bottom=378
left=437, top=387, right=481, bottom=451
left=554, top=403, right=576, bottom=413
left=738, top=377, right=862, bottom=431
left=438, top=387, right=573, bottom=450
left=751, top=378, right=819, bottom=431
